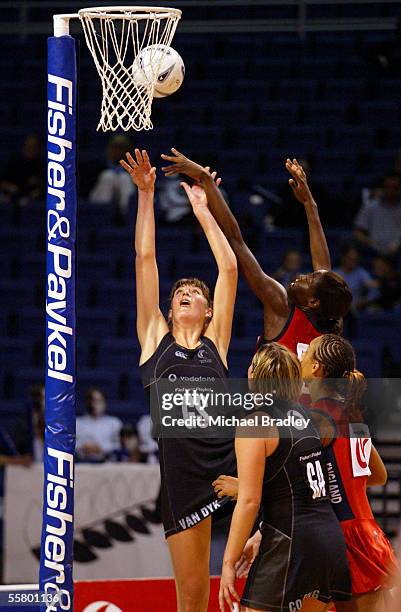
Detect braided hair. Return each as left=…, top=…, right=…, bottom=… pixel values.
left=313, top=334, right=366, bottom=421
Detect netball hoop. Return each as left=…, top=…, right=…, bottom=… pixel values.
left=79, top=6, right=181, bottom=131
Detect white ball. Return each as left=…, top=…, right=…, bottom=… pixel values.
left=133, top=44, right=185, bottom=98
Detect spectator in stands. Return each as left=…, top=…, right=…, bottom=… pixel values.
left=0, top=133, right=44, bottom=206
left=273, top=249, right=304, bottom=288
left=367, top=255, right=401, bottom=311
left=158, top=173, right=230, bottom=226
left=8, top=384, right=44, bottom=462
left=111, top=424, right=142, bottom=462
left=27, top=383, right=45, bottom=462
left=136, top=414, right=159, bottom=464
left=334, top=246, right=378, bottom=311
left=0, top=428, right=32, bottom=468
left=88, top=135, right=136, bottom=220
left=354, top=173, right=401, bottom=256
left=273, top=157, right=333, bottom=228
left=76, top=388, right=122, bottom=462
left=157, top=174, right=192, bottom=224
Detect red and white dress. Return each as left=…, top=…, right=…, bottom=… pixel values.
left=313, top=397, right=398, bottom=595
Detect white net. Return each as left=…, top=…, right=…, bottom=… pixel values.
left=78, top=6, right=182, bottom=131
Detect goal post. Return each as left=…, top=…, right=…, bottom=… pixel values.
left=40, top=9, right=182, bottom=609
left=40, top=31, right=77, bottom=611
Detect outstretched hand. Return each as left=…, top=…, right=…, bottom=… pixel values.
left=120, top=148, right=156, bottom=192
left=219, top=563, right=240, bottom=612
left=161, top=148, right=207, bottom=181
left=181, top=171, right=221, bottom=213
left=285, top=158, right=314, bottom=205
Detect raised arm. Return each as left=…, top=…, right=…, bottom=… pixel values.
left=181, top=177, right=237, bottom=362
left=161, top=149, right=289, bottom=320
left=285, top=158, right=331, bottom=271
left=120, top=149, right=168, bottom=363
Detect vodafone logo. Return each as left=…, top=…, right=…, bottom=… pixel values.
left=83, top=602, right=123, bottom=612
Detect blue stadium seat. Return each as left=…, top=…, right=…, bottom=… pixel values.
left=76, top=368, right=119, bottom=400
left=13, top=368, right=44, bottom=399
left=96, top=281, right=135, bottom=309
left=0, top=281, right=36, bottom=308
left=352, top=340, right=383, bottom=378
left=357, top=313, right=401, bottom=355
left=97, top=338, right=140, bottom=369
left=77, top=308, right=117, bottom=336
left=0, top=339, right=30, bottom=368
left=324, top=79, right=364, bottom=99
left=0, top=230, right=38, bottom=255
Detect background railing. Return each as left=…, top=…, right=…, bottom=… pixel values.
left=0, top=0, right=400, bottom=36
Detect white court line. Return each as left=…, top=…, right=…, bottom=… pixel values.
left=0, top=584, right=38, bottom=590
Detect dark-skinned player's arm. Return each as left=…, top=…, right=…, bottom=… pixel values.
left=286, top=158, right=331, bottom=271
left=120, top=149, right=169, bottom=365
left=161, top=149, right=289, bottom=321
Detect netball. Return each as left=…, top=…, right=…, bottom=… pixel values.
left=133, top=44, right=185, bottom=98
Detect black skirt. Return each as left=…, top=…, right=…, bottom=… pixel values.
left=241, top=513, right=351, bottom=611
left=159, top=436, right=236, bottom=538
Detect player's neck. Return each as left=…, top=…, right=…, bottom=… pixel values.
left=309, top=379, right=341, bottom=404
left=172, top=325, right=203, bottom=350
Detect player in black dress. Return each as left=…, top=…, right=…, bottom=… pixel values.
left=217, top=343, right=351, bottom=612
left=120, top=149, right=237, bottom=612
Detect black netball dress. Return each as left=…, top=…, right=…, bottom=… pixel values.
left=140, top=332, right=236, bottom=538
left=241, top=400, right=351, bottom=612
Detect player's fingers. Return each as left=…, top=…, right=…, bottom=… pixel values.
left=216, top=177, right=222, bottom=186
left=224, top=587, right=233, bottom=609
left=161, top=163, right=180, bottom=171
left=180, top=182, right=192, bottom=197
left=150, top=167, right=156, bottom=177
left=160, top=153, right=178, bottom=162
left=171, top=147, right=184, bottom=158
left=142, top=150, right=150, bottom=165
left=228, top=584, right=240, bottom=601
left=134, top=148, right=143, bottom=165
left=218, top=588, right=225, bottom=612
left=119, top=159, right=132, bottom=173
left=161, top=167, right=179, bottom=175
left=285, top=164, right=298, bottom=179
left=235, top=560, right=248, bottom=578
left=126, top=152, right=137, bottom=168
left=288, top=179, right=297, bottom=191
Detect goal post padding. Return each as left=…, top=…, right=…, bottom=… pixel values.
left=40, top=34, right=77, bottom=612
